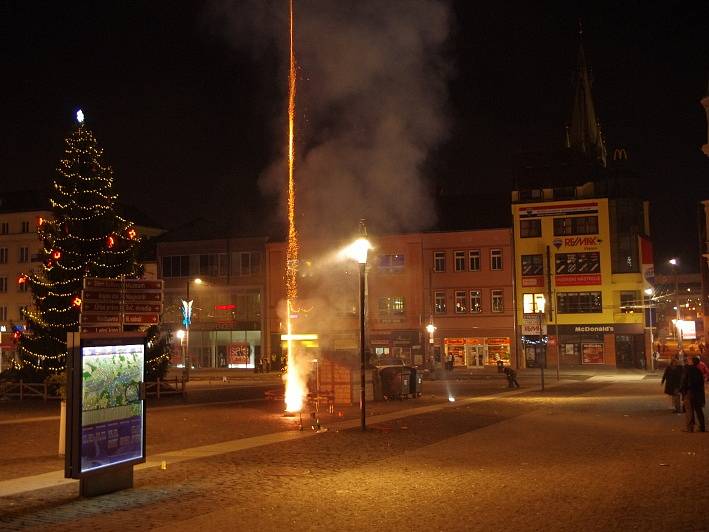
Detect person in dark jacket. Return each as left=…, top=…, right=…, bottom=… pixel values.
left=661, top=358, right=683, bottom=413
left=503, top=366, right=520, bottom=388
left=679, top=356, right=706, bottom=433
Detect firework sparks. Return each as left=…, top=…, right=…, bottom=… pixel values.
left=284, top=0, right=305, bottom=413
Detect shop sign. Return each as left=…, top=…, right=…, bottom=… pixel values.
left=563, top=236, right=599, bottom=248
left=522, top=276, right=544, bottom=287
left=465, top=338, right=484, bottom=345
left=582, top=342, right=604, bottom=364
left=486, top=337, right=511, bottom=345
left=556, top=273, right=602, bottom=286
left=522, top=314, right=547, bottom=335
left=573, top=325, right=614, bottom=333
left=444, top=338, right=465, bottom=345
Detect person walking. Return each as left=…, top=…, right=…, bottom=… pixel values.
left=503, top=366, right=520, bottom=388
left=679, top=356, right=706, bottom=433
left=661, top=358, right=683, bottom=413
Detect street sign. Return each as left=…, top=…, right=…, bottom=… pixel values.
left=124, top=292, right=162, bottom=302
left=82, top=313, right=122, bottom=324
left=123, top=313, right=160, bottom=325
left=83, top=290, right=122, bottom=301
left=80, top=326, right=122, bottom=334
left=84, top=279, right=123, bottom=289
left=83, top=302, right=122, bottom=313
left=123, top=303, right=162, bottom=313
left=124, top=280, right=163, bottom=290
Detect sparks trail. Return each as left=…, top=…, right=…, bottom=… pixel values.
left=284, top=0, right=304, bottom=413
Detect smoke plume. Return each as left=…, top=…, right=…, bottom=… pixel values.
left=209, top=0, right=451, bottom=239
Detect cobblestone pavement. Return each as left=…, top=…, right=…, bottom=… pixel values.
left=2, top=378, right=707, bottom=531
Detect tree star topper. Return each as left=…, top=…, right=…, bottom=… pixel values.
left=76, top=109, right=84, bottom=124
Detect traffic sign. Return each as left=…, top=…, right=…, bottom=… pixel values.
left=83, top=302, right=122, bottom=313
left=123, top=302, right=162, bottom=313
left=123, top=313, right=160, bottom=325
left=80, top=326, right=122, bottom=334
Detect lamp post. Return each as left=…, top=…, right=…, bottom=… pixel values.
left=669, top=258, right=682, bottom=357
left=426, top=321, right=436, bottom=369
left=644, top=287, right=656, bottom=371
left=342, top=235, right=372, bottom=432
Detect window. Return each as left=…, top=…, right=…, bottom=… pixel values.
left=520, top=219, right=541, bottom=238
left=434, top=291, right=446, bottom=314
left=454, top=251, right=465, bottom=272
left=0, top=306, right=6, bottom=321
left=470, top=290, right=482, bottom=313
left=490, top=249, right=503, bottom=271
left=553, top=216, right=599, bottom=236
left=18, top=247, right=29, bottom=263
left=21, top=221, right=30, bottom=233
left=521, top=254, right=543, bottom=276
left=557, top=291, right=602, bottom=313
left=162, top=255, right=190, bottom=277
left=0, top=277, right=7, bottom=293
left=491, top=289, right=504, bottom=312
left=378, top=254, right=405, bottom=273
left=469, top=250, right=480, bottom=271
left=555, top=252, right=600, bottom=274
left=523, top=293, right=546, bottom=313
left=0, top=222, right=8, bottom=235
left=18, top=306, right=27, bottom=320
left=433, top=251, right=446, bottom=272
left=0, top=248, right=7, bottom=264
left=620, top=291, right=640, bottom=313
left=238, top=252, right=262, bottom=276
left=199, top=254, right=228, bottom=277
left=379, top=296, right=405, bottom=316
left=455, top=290, right=467, bottom=313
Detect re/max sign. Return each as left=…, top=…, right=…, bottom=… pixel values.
left=564, top=237, right=598, bottom=247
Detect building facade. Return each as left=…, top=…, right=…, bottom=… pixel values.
left=156, top=229, right=267, bottom=369
left=512, top=184, right=651, bottom=369
left=264, top=229, right=516, bottom=369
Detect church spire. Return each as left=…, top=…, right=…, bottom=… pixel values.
left=567, top=24, right=607, bottom=166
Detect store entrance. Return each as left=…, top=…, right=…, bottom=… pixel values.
left=525, top=345, right=546, bottom=368
left=466, top=346, right=485, bottom=367
left=616, top=335, right=644, bottom=369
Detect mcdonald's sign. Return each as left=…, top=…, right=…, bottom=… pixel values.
left=612, top=148, right=628, bottom=160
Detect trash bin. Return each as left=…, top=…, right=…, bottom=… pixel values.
left=409, top=367, right=423, bottom=397
left=378, top=366, right=410, bottom=400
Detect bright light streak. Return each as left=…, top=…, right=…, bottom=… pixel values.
left=340, top=238, right=372, bottom=264
left=76, top=109, right=84, bottom=123
left=448, top=396, right=456, bottom=402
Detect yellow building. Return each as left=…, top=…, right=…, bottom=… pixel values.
left=512, top=186, right=651, bottom=369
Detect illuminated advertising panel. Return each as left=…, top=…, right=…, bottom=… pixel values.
left=79, top=342, right=145, bottom=474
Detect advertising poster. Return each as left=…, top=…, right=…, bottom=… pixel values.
left=228, top=342, right=250, bottom=366
left=80, top=343, right=144, bottom=473
left=582, top=343, right=604, bottom=364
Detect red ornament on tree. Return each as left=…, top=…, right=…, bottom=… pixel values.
left=107, top=235, right=116, bottom=248
left=51, top=250, right=62, bottom=260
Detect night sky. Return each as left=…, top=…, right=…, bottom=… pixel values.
left=1, top=1, right=707, bottom=273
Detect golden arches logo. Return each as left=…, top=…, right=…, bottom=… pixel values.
left=612, top=148, right=628, bottom=160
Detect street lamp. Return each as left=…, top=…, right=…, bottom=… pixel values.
left=644, top=287, right=656, bottom=370
left=425, top=321, right=436, bottom=369
left=669, top=258, right=682, bottom=357
left=342, top=235, right=372, bottom=432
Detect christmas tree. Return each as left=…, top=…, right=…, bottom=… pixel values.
left=144, top=325, right=171, bottom=382
left=17, top=110, right=143, bottom=378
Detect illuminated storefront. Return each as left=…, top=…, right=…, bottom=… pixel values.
left=443, top=337, right=512, bottom=367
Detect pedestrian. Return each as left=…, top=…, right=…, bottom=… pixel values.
left=503, top=366, right=520, bottom=388
left=661, top=358, right=682, bottom=413
left=496, top=358, right=504, bottom=373
left=696, top=356, right=709, bottom=383
left=679, top=356, right=706, bottom=433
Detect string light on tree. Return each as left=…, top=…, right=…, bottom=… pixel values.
left=16, top=110, right=144, bottom=377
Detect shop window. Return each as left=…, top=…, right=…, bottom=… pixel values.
left=162, top=255, right=190, bottom=277
left=455, top=290, right=467, bottom=313
left=490, top=249, right=503, bottom=271
left=557, top=291, right=602, bottom=313
left=378, top=254, right=405, bottom=273
left=523, top=293, right=545, bottom=313
left=470, top=290, right=482, bottom=313
left=469, top=250, right=480, bottom=271
left=520, top=219, right=541, bottom=238
left=0, top=248, right=7, bottom=264
left=553, top=216, right=599, bottom=236
left=434, top=291, right=446, bottom=314
left=555, top=252, right=600, bottom=274
left=433, top=251, right=446, bottom=272
left=620, top=291, right=640, bottom=313
left=521, top=254, right=543, bottom=276
left=454, top=251, right=465, bottom=272
left=491, top=289, right=504, bottom=312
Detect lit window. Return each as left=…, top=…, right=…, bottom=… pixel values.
left=470, top=290, right=482, bottom=313
left=491, top=289, right=504, bottom=312
left=455, top=291, right=467, bottom=313
left=434, top=291, right=446, bottom=314
left=523, top=293, right=546, bottom=313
